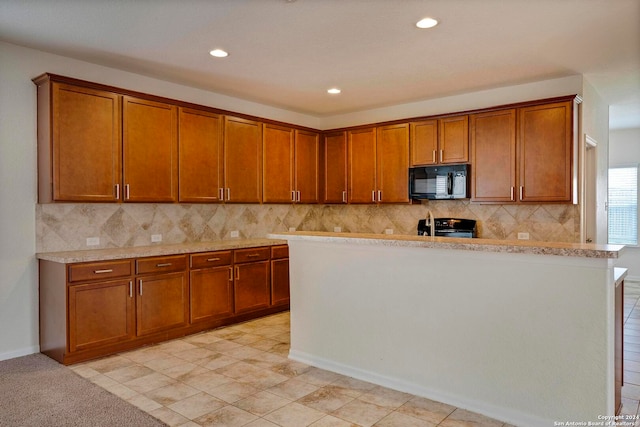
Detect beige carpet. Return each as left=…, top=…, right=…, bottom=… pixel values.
left=0, top=353, right=167, bottom=427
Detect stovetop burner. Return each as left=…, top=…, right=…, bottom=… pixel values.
left=417, top=218, right=477, bottom=238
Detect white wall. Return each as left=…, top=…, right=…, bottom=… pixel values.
left=582, top=79, right=610, bottom=244
left=610, top=127, right=640, bottom=280
left=320, top=75, right=583, bottom=130
left=0, top=40, right=592, bottom=360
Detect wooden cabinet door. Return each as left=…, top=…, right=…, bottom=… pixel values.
left=271, top=258, right=290, bottom=307
left=234, top=261, right=270, bottom=314
left=295, top=130, right=320, bottom=203
left=376, top=124, right=409, bottom=203
left=178, top=108, right=223, bottom=202
left=323, top=131, right=348, bottom=204
left=50, top=83, right=122, bottom=202
left=190, top=267, right=234, bottom=323
left=263, top=124, right=294, bottom=203
left=470, top=110, right=517, bottom=203
left=136, top=272, right=188, bottom=336
left=518, top=101, right=573, bottom=202
left=410, top=120, right=438, bottom=166
left=438, top=115, right=469, bottom=164
left=68, top=279, right=134, bottom=352
left=224, top=116, right=262, bottom=203
left=348, top=128, right=377, bottom=204
left=123, top=96, right=178, bottom=202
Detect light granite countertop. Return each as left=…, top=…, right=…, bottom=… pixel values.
left=36, top=238, right=287, bottom=264
left=267, top=231, right=625, bottom=259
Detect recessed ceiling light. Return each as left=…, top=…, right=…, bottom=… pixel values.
left=209, top=49, right=229, bottom=58
left=327, top=88, right=341, bottom=94
left=416, top=17, right=438, bottom=29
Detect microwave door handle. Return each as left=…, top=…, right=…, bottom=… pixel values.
left=447, top=172, right=453, bottom=195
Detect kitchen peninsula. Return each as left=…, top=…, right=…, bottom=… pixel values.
left=268, top=231, right=625, bottom=426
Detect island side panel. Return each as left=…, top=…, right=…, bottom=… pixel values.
left=287, top=239, right=612, bottom=426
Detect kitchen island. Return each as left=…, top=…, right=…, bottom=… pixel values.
left=268, top=231, right=625, bottom=427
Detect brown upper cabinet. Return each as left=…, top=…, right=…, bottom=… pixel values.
left=347, top=125, right=409, bottom=204
left=348, top=128, right=377, bottom=203
left=122, top=96, right=178, bottom=202
left=410, top=115, right=469, bottom=166
left=34, top=74, right=577, bottom=206
left=471, top=100, right=576, bottom=203
left=294, top=130, right=320, bottom=203
left=323, top=131, right=348, bottom=204
left=178, top=108, right=224, bottom=203
left=518, top=101, right=574, bottom=202
left=223, top=116, right=263, bottom=203
left=262, top=125, right=320, bottom=204
left=35, top=78, right=122, bottom=202
left=376, top=123, right=410, bottom=203
left=262, top=124, right=295, bottom=203
left=470, top=109, right=517, bottom=203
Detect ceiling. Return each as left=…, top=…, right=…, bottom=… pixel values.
left=1, top=0, right=639, bottom=128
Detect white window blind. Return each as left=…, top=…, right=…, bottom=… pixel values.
left=608, top=166, right=638, bottom=245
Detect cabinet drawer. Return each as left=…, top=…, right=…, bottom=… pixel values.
left=136, top=255, right=187, bottom=275
left=68, top=260, right=132, bottom=283
left=234, top=247, right=270, bottom=264
left=190, top=251, right=232, bottom=269
left=271, top=245, right=289, bottom=260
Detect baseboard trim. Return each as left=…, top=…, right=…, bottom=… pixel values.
left=289, top=349, right=552, bottom=427
left=0, top=345, right=40, bottom=362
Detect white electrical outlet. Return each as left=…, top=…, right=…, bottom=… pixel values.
left=385, top=229, right=394, bottom=234
left=517, top=232, right=530, bottom=240
left=151, top=234, right=162, bottom=243
left=334, top=226, right=342, bottom=233
left=86, top=237, right=100, bottom=246
left=230, top=230, right=239, bottom=238
left=288, top=227, right=296, bottom=232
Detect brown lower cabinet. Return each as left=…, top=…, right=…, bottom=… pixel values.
left=234, top=247, right=271, bottom=314
left=39, top=244, right=289, bottom=365
left=271, top=245, right=290, bottom=306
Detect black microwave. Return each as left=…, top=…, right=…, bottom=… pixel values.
left=409, top=164, right=470, bottom=200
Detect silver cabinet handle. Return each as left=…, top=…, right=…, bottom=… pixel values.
left=246, top=254, right=260, bottom=258
left=207, top=257, right=221, bottom=262
left=439, top=150, right=443, bottom=163
left=94, top=269, right=113, bottom=274
left=226, top=188, right=230, bottom=201
left=520, top=186, right=524, bottom=200
left=129, top=281, right=133, bottom=298
left=510, top=187, right=515, bottom=201
left=372, top=190, right=376, bottom=202
left=139, top=279, right=143, bottom=296
left=342, top=191, right=347, bottom=203
left=156, top=262, right=172, bottom=267
left=432, top=150, right=436, bottom=163
left=378, top=190, right=382, bottom=202
left=297, top=191, right=301, bottom=202
left=235, top=266, right=240, bottom=280
left=218, top=187, right=224, bottom=200
left=115, top=184, right=120, bottom=200
left=125, top=184, right=130, bottom=200
left=291, top=190, right=296, bottom=202
left=228, top=267, right=233, bottom=282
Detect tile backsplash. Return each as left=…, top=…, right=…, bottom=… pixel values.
left=36, top=201, right=580, bottom=252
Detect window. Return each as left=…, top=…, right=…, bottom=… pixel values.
left=608, top=166, right=638, bottom=245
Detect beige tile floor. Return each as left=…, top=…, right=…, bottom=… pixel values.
left=620, top=280, right=640, bottom=418
left=71, top=311, right=514, bottom=426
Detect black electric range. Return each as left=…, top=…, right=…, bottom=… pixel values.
left=417, top=218, right=477, bottom=238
